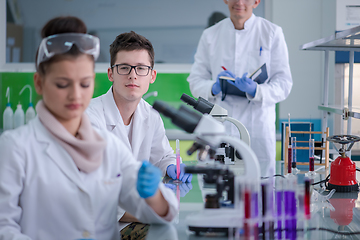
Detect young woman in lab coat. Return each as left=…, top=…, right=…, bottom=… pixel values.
left=0, top=16, right=178, bottom=240
left=187, top=0, right=293, bottom=177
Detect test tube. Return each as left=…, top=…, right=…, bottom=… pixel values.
left=261, top=178, right=275, bottom=240
left=243, top=181, right=252, bottom=238
left=292, top=137, right=300, bottom=174
left=275, top=178, right=283, bottom=240
left=304, top=179, right=311, bottom=220
left=261, top=181, right=267, bottom=238
left=284, top=175, right=297, bottom=240
left=287, top=138, right=292, bottom=174
left=243, top=180, right=259, bottom=240
left=309, top=139, right=314, bottom=171
left=305, top=139, right=317, bottom=178
left=291, top=137, right=296, bottom=168
left=252, top=181, right=260, bottom=239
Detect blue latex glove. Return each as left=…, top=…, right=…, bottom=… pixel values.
left=164, top=182, right=193, bottom=197
left=229, top=72, right=257, bottom=97
left=212, top=70, right=236, bottom=95
left=137, top=161, right=162, bottom=198
left=166, top=163, right=193, bottom=183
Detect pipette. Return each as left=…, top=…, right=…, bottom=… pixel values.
left=176, top=139, right=180, bottom=180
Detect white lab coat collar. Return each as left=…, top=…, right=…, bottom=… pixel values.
left=130, top=99, right=150, bottom=155
left=102, top=87, right=123, bottom=127
left=101, top=87, right=150, bottom=154
left=33, top=117, right=87, bottom=192
left=227, top=13, right=256, bottom=31
left=244, top=14, right=256, bottom=30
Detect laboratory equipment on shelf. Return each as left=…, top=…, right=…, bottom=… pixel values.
left=3, top=87, right=13, bottom=131
left=19, top=85, right=36, bottom=124
left=152, top=100, right=260, bottom=235
left=300, top=25, right=360, bottom=157
left=326, top=135, right=360, bottom=192
left=284, top=126, right=330, bottom=173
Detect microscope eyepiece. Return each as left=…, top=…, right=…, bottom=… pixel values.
left=180, top=93, right=198, bottom=107
left=153, top=100, right=202, bottom=133
left=180, top=93, right=214, bottom=114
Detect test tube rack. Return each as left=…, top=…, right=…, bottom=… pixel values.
left=284, top=126, right=329, bottom=170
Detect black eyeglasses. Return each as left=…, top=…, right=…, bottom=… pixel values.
left=111, top=64, right=152, bottom=76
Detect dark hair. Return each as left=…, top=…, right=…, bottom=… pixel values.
left=109, top=31, right=154, bottom=68
left=207, top=12, right=227, bottom=28
left=35, top=16, right=91, bottom=75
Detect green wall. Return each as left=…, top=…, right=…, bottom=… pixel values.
left=0, top=72, right=278, bottom=131
left=0, top=72, right=192, bottom=129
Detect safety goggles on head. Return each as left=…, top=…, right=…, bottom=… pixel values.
left=36, top=33, right=100, bottom=68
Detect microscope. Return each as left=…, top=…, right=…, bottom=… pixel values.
left=152, top=100, right=260, bottom=235
left=180, top=93, right=250, bottom=165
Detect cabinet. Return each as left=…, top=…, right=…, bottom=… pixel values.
left=300, top=25, right=360, bottom=156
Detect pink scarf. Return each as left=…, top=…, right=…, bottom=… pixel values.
left=36, top=100, right=106, bottom=173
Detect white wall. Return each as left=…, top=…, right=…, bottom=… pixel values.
left=270, top=0, right=336, bottom=123
left=14, top=0, right=264, bottom=63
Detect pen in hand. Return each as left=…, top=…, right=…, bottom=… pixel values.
left=221, top=66, right=227, bottom=71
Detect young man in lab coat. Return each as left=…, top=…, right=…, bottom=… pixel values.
left=86, top=31, right=191, bottom=227
left=187, top=0, right=293, bottom=178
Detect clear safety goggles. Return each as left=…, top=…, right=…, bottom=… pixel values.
left=36, top=33, right=100, bottom=67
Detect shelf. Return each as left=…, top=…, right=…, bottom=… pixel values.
left=318, top=105, right=343, bottom=115
left=318, top=105, right=360, bottom=120
left=300, top=25, right=360, bottom=51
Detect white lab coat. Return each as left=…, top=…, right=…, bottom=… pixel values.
left=187, top=15, right=293, bottom=177
left=86, top=87, right=176, bottom=176
left=0, top=117, right=178, bottom=240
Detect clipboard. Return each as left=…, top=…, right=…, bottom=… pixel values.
left=218, top=63, right=268, bottom=100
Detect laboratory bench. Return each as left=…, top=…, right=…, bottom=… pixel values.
left=143, top=161, right=360, bottom=240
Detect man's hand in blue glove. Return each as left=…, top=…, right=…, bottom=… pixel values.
left=212, top=70, right=236, bottom=95
left=137, top=161, right=162, bottom=199
left=166, top=163, right=193, bottom=183
left=229, top=72, right=257, bottom=97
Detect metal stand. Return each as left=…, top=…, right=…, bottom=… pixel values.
left=284, top=126, right=329, bottom=171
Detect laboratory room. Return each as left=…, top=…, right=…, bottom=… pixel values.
left=3, top=0, right=360, bottom=239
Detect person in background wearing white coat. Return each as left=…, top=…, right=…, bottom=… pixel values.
left=86, top=31, right=192, bottom=234
left=187, top=0, right=293, bottom=178
left=0, top=16, right=178, bottom=240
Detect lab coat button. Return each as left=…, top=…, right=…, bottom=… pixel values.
left=82, top=231, right=90, bottom=238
